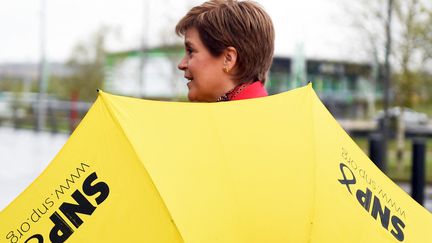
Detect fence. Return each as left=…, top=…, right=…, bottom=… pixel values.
left=0, top=92, right=91, bottom=134
left=369, top=133, right=428, bottom=206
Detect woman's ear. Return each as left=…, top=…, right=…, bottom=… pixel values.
left=223, top=46, right=238, bottom=73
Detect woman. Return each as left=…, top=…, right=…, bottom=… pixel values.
left=176, top=0, right=274, bottom=102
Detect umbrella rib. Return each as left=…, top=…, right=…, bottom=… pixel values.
left=306, top=84, right=319, bottom=243
left=98, top=91, right=185, bottom=243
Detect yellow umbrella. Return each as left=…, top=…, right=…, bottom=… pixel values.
left=1, top=84, right=431, bottom=243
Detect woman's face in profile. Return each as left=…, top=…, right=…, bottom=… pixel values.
left=178, top=28, right=228, bottom=102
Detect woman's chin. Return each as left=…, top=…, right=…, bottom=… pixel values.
left=187, top=86, right=203, bottom=102
left=187, top=92, right=196, bottom=102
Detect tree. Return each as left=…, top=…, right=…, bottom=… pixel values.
left=392, top=0, right=432, bottom=108
left=346, top=0, right=432, bottom=106
left=345, top=0, right=432, bottom=171
left=51, top=26, right=111, bottom=102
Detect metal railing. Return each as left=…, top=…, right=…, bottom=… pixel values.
left=369, top=134, right=427, bottom=205
left=0, top=93, right=91, bottom=134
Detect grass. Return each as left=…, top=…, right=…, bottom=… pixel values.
left=353, top=138, right=432, bottom=183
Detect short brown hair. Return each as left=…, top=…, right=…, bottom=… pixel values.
left=176, top=0, right=275, bottom=84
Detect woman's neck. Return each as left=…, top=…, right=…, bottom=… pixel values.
left=217, top=81, right=254, bottom=102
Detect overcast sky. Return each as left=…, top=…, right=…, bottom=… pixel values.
left=0, top=0, right=363, bottom=63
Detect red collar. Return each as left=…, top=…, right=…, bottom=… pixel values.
left=217, top=81, right=268, bottom=102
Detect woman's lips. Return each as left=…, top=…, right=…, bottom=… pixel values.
left=186, top=77, right=193, bottom=87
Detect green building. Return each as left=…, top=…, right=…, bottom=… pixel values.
left=105, top=47, right=381, bottom=118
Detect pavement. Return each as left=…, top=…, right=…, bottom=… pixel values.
left=0, top=127, right=68, bottom=210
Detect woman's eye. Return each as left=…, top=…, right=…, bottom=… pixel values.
left=187, top=48, right=193, bottom=55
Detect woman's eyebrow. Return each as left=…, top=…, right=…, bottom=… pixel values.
left=185, top=40, right=194, bottom=48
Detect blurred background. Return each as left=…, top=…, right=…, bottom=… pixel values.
left=1, top=0, right=431, bottom=210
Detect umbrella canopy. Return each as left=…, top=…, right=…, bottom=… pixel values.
left=1, top=84, right=431, bottom=243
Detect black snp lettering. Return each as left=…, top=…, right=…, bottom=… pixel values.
left=338, top=163, right=356, bottom=194
left=18, top=171, right=110, bottom=243
left=338, top=162, right=406, bottom=242
left=24, top=234, right=43, bottom=243
left=49, top=172, right=109, bottom=243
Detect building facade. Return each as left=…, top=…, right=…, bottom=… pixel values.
left=104, top=47, right=382, bottom=118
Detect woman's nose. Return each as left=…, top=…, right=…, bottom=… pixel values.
left=178, top=56, right=187, bottom=71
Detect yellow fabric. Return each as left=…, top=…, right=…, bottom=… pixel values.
left=1, top=84, right=430, bottom=243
